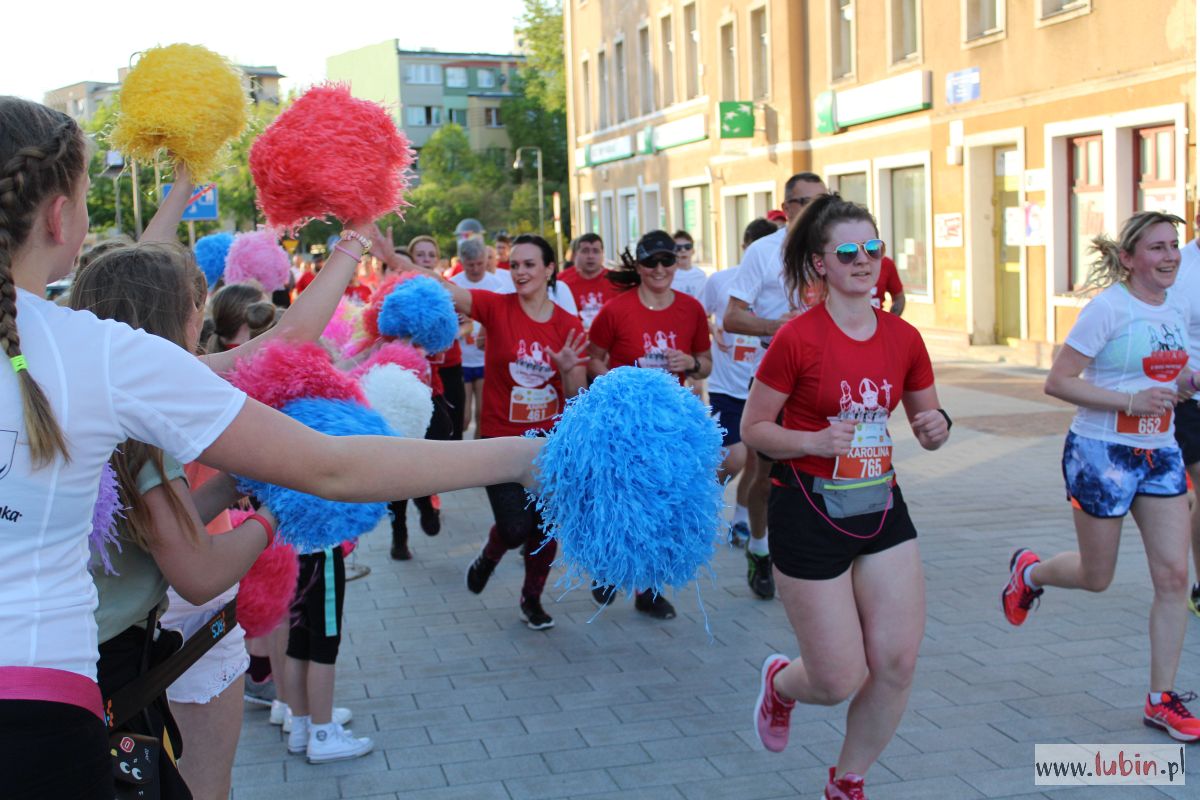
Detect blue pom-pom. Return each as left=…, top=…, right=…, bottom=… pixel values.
left=237, top=398, right=394, bottom=552
left=194, top=231, right=234, bottom=288
left=530, top=366, right=727, bottom=599
left=377, top=275, right=458, bottom=353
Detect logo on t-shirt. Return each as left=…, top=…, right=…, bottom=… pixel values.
left=0, top=429, right=15, bottom=481
left=636, top=330, right=678, bottom=370
left=838, top=378, right=892, bottom=423
left=1144, top=324, right=1188, bottom=383
left=580, top=291, right=604, bottom=331
left=508, top=339, right=556, bottom=388
left=834, top=379, right=895, bottom=480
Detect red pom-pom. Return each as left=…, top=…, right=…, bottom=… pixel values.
left=349, top=341, right=430, bottom=385
left=237, top=542, right=300, bottom=637
left=225, top=340, right=365, bottom=409
left=250, top=84, right=413, bottom=232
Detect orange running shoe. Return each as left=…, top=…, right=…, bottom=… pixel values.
left=1144, top=691, right=1200, bottom=742
left=1002, top=548, right=1043, bottom=626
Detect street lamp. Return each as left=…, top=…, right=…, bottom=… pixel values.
left=512, top=146, right=544, bottom=238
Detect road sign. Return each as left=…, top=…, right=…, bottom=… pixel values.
left=162, top=182, right=219, bottom=221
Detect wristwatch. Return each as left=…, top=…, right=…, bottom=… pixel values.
left=937, top=408, right=953, bottom=430
left=686, top=355, right=701, bottom=375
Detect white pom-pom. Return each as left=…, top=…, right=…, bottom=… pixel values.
left=359, top=364, right=433, bottom=438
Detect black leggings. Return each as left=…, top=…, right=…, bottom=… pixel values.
left=438, top=364, right=465, bottom=441
left=0, top=700, right=113, bottom=799
left=389, top=392, right=455, bottom=527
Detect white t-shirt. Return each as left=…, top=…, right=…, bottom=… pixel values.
left=1170, top=238, right=1200, bottom=374
left=451, top=271, right=512, bottom=368
left=701, top=266, right=761, bottom=400
left=1065, top=283, right=1189, bottom=448
left=727, top=227, right=794, bottom=344
left=671, top=266, right=708, bottom=300
left=1, top=290, right=246, bottom=681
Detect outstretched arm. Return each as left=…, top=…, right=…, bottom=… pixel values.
left=141, top=162, right=194, bottom=244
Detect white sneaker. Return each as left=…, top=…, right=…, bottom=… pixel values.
left=286, top=715, right=310, bottom=755
left=283, top=706, right=351, bottom=733
left=306, top=723, right=373, bottom=764
left=269, top=700, right=288, bottom=726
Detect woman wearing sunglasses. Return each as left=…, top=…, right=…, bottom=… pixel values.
left=741, top=195, right=950, bottom=800
left=587, top=230, right=713, bottom=619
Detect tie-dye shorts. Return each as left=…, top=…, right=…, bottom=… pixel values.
left=1062, top=430, right=1187, bottom=518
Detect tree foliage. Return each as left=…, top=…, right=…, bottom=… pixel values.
left=514, top=0, right=566, bottom=114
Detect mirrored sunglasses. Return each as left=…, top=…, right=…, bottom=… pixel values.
left=829, top=239, right=885, bottom=264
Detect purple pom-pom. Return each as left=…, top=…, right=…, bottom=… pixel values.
left=89, top=461, right=125, bottom=575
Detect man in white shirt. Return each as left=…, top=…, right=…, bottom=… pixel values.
left=1172, top=216, right=1200, bottom=616
left=721, top=172, right=828, bottom=599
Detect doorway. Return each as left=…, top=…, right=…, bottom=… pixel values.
left=993, top=147, right=1022, bottom=344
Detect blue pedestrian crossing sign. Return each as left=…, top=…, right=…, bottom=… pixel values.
left=162, top=182, right=219, bottom=222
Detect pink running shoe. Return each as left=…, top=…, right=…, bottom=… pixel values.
left=825, top=767, right=867, bottom=800
left=1002, top=548, right=1043, bottom=626
left=754, top=654, right=794, bottom=752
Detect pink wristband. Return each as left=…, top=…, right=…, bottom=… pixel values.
left=248, top=513, right=275, bottom=549
left=333, top=243, right=362, bottom=262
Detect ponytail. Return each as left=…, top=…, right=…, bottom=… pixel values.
left=1078, top=210, right=1186, bottom=294
left=0, top=97, right=87, bottom=467
left=781, top=192, right=876, bottom=309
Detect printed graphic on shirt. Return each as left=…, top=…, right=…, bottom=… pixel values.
left=464, top=321, right=481, bottom=347
left=508, top=339, right=560, bottom=423
left=730, top=333, right=760, bottom=363
left=579, top=291, right=606, bottom=331
left=869, top=287, right=884, bottom=309
left=1116, top=322, right=1188, bottom=436
left=635, top=330, right=679, bottom=371
left=0, top=429, right=15, bottom=481
left=833, top=378, right=894, bottom=479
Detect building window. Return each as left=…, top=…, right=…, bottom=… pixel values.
left=448, top=108, right=467, bottom=126
left=831, top=1, right=855, bottom=81
left=614, top=40, right=628, bottom=123
left=583, top=198, right=600, bottom=235
left=580, top=59, right=592, bottom=132
left=445, top=67, right=468, bottom=88
left=620, top=193, right=640, bottom=251
left=638, top=26, right=655, bottom=115
left=720, top=21, right=737, bottom=101
left=644, top=187, right=662, bottom=232
left=403, top=64, right=442, bottom=84
left=890, top=0, right=920, bottom=63
left=888, top=165, right=928, bottom=295
left=1067, top=134, right=1104, bottom=290
left=405, top=106, right=442, bottom=127
left=675, top=184, right=711, bottom=263
left=598, top=50, right=609, bottom=129
left=660, top=15, right=676, bottom=106
left=484, top=107, right=503, bottom=128
left=477, top=69, right=496, bottom=89
left=683, top=3, right=701, bottom=100
left=750, top=7, right=769, bottom=99
left=1039, top=0, right=1089, bottom=18
left=1135, top=125, right=1176, bottom=213
left=832, top=172, right=869, bottom=208
left=601, top=194, right=617, bottom=261
left=965, top=0, right=1004, bottom=40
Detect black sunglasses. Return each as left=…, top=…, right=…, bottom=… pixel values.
left=674, top=243, right=693, bottom=252
left=640, top=256, right=676, bottom=269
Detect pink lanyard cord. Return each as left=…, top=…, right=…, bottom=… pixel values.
left=789, top=462, right=890, bottom=540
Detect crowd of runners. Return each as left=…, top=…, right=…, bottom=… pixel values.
left=3, top=93, right=1200, bottom=800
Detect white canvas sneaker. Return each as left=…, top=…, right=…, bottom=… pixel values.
left=306, top=723, right=374, bottom=764
left=286, top=715, right=310, bottom=755
left=282, top=705, right=352, bottom=732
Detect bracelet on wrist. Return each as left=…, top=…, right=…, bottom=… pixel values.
left=339, top=229, right=371, bottom=253
left=333, top=243, right=362, bottom=263
left=1126, top=393, right=1135, bottom=416
left=248, top=513, right=275, bottom=550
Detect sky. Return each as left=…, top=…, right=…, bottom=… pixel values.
left=2, top=0, right=528, bottom=102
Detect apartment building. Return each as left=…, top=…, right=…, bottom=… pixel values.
left=565, top=0, right=1197, bottom=357
left=327, top=41, right=524, bottom=170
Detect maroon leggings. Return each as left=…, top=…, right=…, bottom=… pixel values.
left=483, top=481, right=557, bottom=599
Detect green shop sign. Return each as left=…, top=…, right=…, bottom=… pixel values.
left=815, top=71, right=932, bottom=134
left=718, top=102, right=754, bottom=138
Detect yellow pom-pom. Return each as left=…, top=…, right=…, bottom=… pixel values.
left=110, top=44, right=249, bottom=179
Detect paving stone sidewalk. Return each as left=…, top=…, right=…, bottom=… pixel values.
left=232, top=358, right=1200, bottom=799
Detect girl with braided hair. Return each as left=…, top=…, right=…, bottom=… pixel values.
left=0, top=96, right=542, bottom=798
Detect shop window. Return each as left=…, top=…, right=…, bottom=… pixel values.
left=832, top=172, right=869, bottom=208
left=1135, top=125, right=1176, bottom=213
left=583, top=198, right=600, bottom=235
left=1067, top=134, right=1104, bottom=290
left=831, top=0, right=855, bottom=80
left=888, top=165, right=928, bottom=295
left=675, top=184, right=712, bottom=263
left=660, top=15, right=676, bottom=106
left=621, top=193, right=640, bottom=251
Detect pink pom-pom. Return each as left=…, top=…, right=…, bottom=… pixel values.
left=237, top=542, right=300, bottom=637
left=225, top=340, right=365, bottom=410
left=225, top=231, right=291, bottom=292
left=227, top=508, right=253, bottom=528
left=349, top=341, right=431, bottom=385
left=249, top=84, right=413, bottom=232
left=321, top=301, right=356, bottom=350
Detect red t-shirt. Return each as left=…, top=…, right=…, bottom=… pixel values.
left=427, top=339, right=463, bottom=369
left=470, top=290, right=585, bottom=437
left=589, top=289, right=711, bottom=386
left=344, top=284, right=371, bottom=303
left=559, top=268, right=628, bottom=331
left=754, top=304, right=934, bottom=480
left=872, top=257, right=904, bottom=309
left=295, top=271, right=316, bottom=294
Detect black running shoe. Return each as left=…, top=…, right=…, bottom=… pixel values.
left=746, top=550, right=775, bottom=599
left=634, top=590, right=676, bottom=619
left=520, top=595, right=555, bottom=630
left=592, top=584, right=618, bottom=607
left=417, top=497, right=441, bottom=537
left=465, top=552, right=497, bottom=594
left=390, top=526, right=412, bottom=561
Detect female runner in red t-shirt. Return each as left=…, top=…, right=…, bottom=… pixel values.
left=440, top=235, right=588, bottom=630
left=586, top=230, right=713, bottom=620
left=741, top=195, right=950, bottom=800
